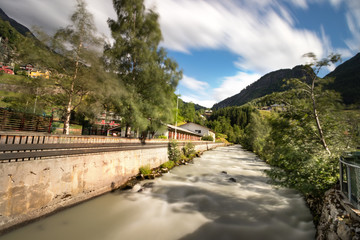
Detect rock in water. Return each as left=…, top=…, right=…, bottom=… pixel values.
left=228, top=177, right=237, bottom=182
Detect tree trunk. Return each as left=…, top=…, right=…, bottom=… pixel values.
left=63, top=79, right=75, bottom=135
left=311, top=79, right=331, bottom=155
left=125, top=125, right=131, bottom=138
left=33, top=87, right=38, bottom=114
left=62, top=98, right=72, bottom=135
left=63, top=42, right=81, bottom=135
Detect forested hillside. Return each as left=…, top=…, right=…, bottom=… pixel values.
left=326, top=52, right=360, bottom=105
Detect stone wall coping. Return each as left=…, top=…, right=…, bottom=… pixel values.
left=336, top=190, right=360, bottom=222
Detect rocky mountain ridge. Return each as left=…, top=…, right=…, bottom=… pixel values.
left=0, top=8, right=34, bottom=37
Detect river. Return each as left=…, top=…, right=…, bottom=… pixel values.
left=1, top=145, right=315, bottom=240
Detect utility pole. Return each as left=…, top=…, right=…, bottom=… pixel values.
left=174, top=91, right=179, bottom=140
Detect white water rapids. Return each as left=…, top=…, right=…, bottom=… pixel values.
left=2, top=145, right=315, bottom=240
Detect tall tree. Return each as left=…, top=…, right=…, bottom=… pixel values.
left=50, top=0, right=104, bottom=134
left=289, top=53, right=341, bottom=155
left=105, top=0, right=182, bottom=136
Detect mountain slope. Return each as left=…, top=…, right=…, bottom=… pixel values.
left=326, top=52, right=360, bottom=105
left=212, top=65, right=310, bottom=109
left=0, top=8, right=34, bottom=37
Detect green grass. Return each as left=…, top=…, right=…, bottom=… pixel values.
left=139, top=165, right=152, bottom=176
left=160, top=161, right=175, bottom=169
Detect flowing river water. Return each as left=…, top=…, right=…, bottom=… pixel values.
left=2, top=145, right=315, bottom=240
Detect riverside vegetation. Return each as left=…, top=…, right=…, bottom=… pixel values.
left=206, top=54, right=360, bottom=223
left=122, top=141, right=200, bottom=189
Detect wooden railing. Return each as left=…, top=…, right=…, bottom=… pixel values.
left=0, top=108, right=52, bottom=133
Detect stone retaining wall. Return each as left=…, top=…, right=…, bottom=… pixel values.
left=0, top=141, right=223, bottom=233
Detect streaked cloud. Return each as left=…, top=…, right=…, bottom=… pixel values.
left=344, top=0, right=360, bottom=52
left=146, top=0, right=324, bottom=74
left=180, top=75, right=209, bottom=91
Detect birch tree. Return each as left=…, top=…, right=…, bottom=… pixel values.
left=51, top=0, right=104, bottom=134
left=288, top=53, right=341, bottom=155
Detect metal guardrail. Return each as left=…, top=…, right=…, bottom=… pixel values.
left=0, top=142, right=169, bottom=162
left=0, top=133, right=213, bottom=162
left=339, top=152, right=360, bottom=209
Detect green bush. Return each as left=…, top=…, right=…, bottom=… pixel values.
left=139, top=165, right=152, bottom=176
left=182, top=142, right=196, bottom=158
left=156, top=135, right=167, bottom=139
left=168, top=140, right=181, bottom=162
left=201, top=135, right=213, bottom=141
left=161, top=161, right=175, bottom=169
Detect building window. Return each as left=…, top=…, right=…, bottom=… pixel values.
left=195, top=130, right=201, bottom=134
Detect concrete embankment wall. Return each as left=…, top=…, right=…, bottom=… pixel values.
left=0, top=136, right=223, bottom=233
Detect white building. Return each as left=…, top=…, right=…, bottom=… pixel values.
left=178, top=122, right=216, bottom=142
left=162, top=124, right=202, bottom=140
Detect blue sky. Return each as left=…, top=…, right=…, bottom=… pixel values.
left=1, top=0, right=359, bottom=108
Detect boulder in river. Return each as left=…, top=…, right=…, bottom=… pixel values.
left=228, top=177, right=237, bottom=182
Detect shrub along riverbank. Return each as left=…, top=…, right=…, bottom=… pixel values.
left=207, top=54, right=360, bottom=225
left=120, top=141, right=203, bottom=190
left=209, top=101, right=359, bottom=224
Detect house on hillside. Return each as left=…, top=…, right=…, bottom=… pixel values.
left=28, top=70, right=50, bottom=79
left=178, top=122, right=215, bottom=142
left=0, top=63, right=14, bottom=74
left=20, top=64, right=34, bottom=72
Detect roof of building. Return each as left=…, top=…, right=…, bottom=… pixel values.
left=178, top=122, right=215, bottom=133
left=167, top=124, right=202, bottom=136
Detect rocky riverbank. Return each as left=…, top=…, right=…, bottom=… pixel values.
left=315, top=189, right=360, bottom=240
left=119, top=150, right=204, bottom=190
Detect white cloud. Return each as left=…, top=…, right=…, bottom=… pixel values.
left=0, top=1, right=72, bottom=34
left=329, top=0, right=344, bottom=8
left=212, top=72, right=262, bottom=102
left=344, top=0, right=360, bottom=52
left=145, top=0, right=325, bottom=74
left=290, top=0, right=309, bottom=9
left=0, top=0, right=116, bottom=41
left=180, top=95, right=215, bottom=109
left=181, top=71, right=261, bottom=107
left=180, top=75, right=209, bottom=91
